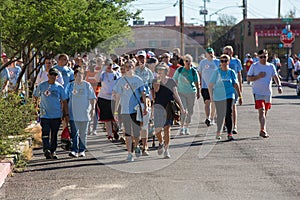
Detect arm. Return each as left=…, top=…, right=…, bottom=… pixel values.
left=173, top=86, right=185, bottom=114
left=273, top=75, right=283, bottom=94
left=208, top=83, right=214, bottom=102
left=247, top=71, right=266, bottom=82
left=233, top=83, right=243, bottom=105
left=237, top=71, right=243, bottom=93
left=195, top=81, right=201, bottom=99
left=141, top=91, right=148, bottom=115
left=89, top=99, right=96, bottom=118
left=113, top=93, right=121, bottom=121
left=62, top=99, right=69, bottom=123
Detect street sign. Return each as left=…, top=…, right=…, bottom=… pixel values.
left=280, top=33, right=295, bottom=45
left=282, top=18, right=293, bottom=23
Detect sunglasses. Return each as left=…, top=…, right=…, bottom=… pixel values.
left=259, top=55, right=267, bottom=59
left=185, top=60, right=190, bottom=63
left=220, top=59, right=228, bottom=63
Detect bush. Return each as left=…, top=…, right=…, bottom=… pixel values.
left=0, top=93, right=36, bottom=156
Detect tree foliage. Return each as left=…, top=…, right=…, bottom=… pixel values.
left=0, top=0, right=140, bottom=93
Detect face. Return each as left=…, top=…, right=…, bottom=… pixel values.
left=137, top=55, right=146, bottom=66
left=184, top=58, right=191, bottom=66
left=223, top=48, right=233, bottom=57
left=59, top=56, right=68, bottom=66
left=45, top=59, right=52, bottom=69
left=220, top=57, right=229, bottom=66
left=259, top=53, right=268, bottom=64
left=156, top=69, right=167, bottom=79
left=206, top=51, right=214, bottom=59
left=75, top=71, right=84, bottom=82
left=48, top=73, right=58, bottom=81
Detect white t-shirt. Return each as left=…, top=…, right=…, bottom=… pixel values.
left=247, top=62, right=277, bottom=96
left=197, top=58, right=219, bottom=88
left=294, top=60, right=300, bottom=72
left=36, top=70, right=64, bottom=86
left=98, top=71, right=121, bottom=100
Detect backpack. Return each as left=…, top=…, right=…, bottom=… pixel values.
left=177, top=66, right=198, bottom=87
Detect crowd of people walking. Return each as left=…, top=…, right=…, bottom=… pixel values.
left=1, top=45, right=286, bottom=162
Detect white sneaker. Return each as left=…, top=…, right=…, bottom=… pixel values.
left=126, top=153, right=134, bottom=162
left=79, top=151, right=85, bottom=157
left=69, top=151, right=78, bottom=158
left=179, top=128, right=185, bottom=135
left=164, top=149, right=170, bottom=159
left=157, top=143, right=164, bottom=155
left=91, top=130, right=97, bottom=135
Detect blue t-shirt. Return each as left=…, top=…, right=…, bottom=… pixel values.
left=0, top=68, right=10, bottom=88
left=113, top=75, right=145, bottom=114
left=173, top=66, right=199, bottom=94
left=209, top=68, right=238, bottom=101
left=53, top=65, right=74, bottom=88
left=8, top=66, right=22, bottom=91
left=66, top=81, right=96, bottom=122
left=288, top=57, right=294, bottom=69
left=33, top=81, right=67, bottom=119
left=229, top=58, right=242, bottom=74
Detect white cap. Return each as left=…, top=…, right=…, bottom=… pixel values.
left=136, top=50, right=146, bottom=57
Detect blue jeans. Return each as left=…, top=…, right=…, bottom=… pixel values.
left=69, top=120, right=78, bottom=152
left=74, top=121, right=89, bottom=152
left=40, top=118, right=61, bottom=153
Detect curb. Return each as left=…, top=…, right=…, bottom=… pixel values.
left=0, top=123, right=37, bottom=189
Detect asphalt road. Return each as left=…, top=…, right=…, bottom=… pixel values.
left=1, top=83, right=300, bottom=200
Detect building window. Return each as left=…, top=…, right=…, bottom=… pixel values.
left=149, top=40, right=158, bottom=48
left=161, top=40, right=170, bottom=47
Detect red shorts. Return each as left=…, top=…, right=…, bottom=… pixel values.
left=255, top=100, right=271, bottom=110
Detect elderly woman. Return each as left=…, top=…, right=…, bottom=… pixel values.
left=153, top=63, right=185, bottom=158
left=208, top=54, right=242, bottom=141
left=66, top=67, right=96, bottom=157
left=173, top=54, right=200, bottom=135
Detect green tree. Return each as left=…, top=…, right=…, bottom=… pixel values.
left=0, top=0, right=140, bottom=93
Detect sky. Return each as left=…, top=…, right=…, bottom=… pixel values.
left=129, top=0, right=300, bottom=25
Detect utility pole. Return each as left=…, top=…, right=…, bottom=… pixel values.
left=179, top=0, right=184, bottom=55
left=243, top=0, right=247, bottom=19
left=278, top=0, right=281, bottom=18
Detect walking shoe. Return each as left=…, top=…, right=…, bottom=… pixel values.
left=205, top=119, right=211, bottom=127
left=157, top=143, right=164, bottom=155
left=44, top=149, right=52, bottom=159
left=51, top=152, right=58, bottom=159
left=223, top=126, right=227, bottom=132
left=142, top=149, right=149, bottom=156
left=179, top=128, right=185, bottom=135
left=79, top=151, right=86, bottom=157
left=107, top=135, right=113, bottom=140
left=135, top=146, right=142, bottom=157
left=227, top=133, right=234, bottom=141
left=119, top=136, right=126, bottom=144
left=69, top=151, right=78, bottom=158
left=185, top=128, right=190, bottom=135
left=126, top=153, right=134, bottom=162
left=216, top=133, right=222, bottom=140
left=210, top=119, right=215, bottom=125
left=232, top=128, right=238, bottom=135
left=259, top=130, right=269, bottom=138
left=164, top=149, right=171, bottom=159
left=91, top=130, right=97, bottom=135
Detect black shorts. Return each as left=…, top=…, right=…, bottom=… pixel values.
left=201, top=88, right=210, bottom=102
left=97, top=97, right=114, bottom=121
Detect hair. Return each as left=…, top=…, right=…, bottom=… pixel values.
left=257, top=49, right=268, bottom=55
left=155, top=62, right=169, bottom=74
left=223, top=45, right=233, bottom=52
left=172, top=48, right=180, bottom=55
left=74, top=67, right=84, bottom=76
left=184, top=54, right=193, bottom=62
left=58, top=53, right=69, bottom=61
left=220, top=54, right=230, bottom=60
left=124, top=60, right=136, bottom=68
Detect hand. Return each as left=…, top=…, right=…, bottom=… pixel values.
left=238, top=98, right=243, bottom=105
left=258, top=72, right=266, bottom=78
left=113, top=113, right=119, bottom=122
left=278, top=86, right=283, bottom=94
left=143, top=107, right=148, bottom=115
left=180, top=107, right=187, bottom=115
left=196, top=90, right=200, bottom=99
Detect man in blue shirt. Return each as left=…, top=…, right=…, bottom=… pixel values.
left=53, top=54, right=74, bottom=88
left=33, top=68, right=69, bottom=159
left=286, top=55, right=295, bottom=82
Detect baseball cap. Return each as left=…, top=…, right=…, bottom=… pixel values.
left=1, top=53, right=7, bottom=58
left=136, top=50, right=146, bottom=57
left=49, top=68, right=59, bottom=76
left=206, top=47, right=214, bottom=53
left=105, top=58, right=113, bottom=65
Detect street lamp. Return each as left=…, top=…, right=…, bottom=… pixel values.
left=207, top=5, right=245, bottom=46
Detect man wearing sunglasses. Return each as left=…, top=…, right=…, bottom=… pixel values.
left=247, top=49, right=282, bottom=138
